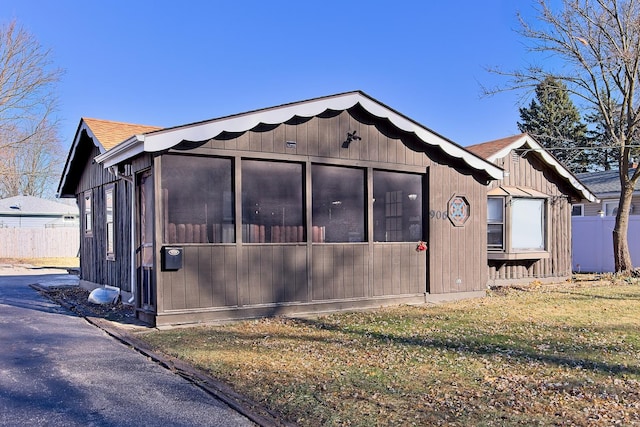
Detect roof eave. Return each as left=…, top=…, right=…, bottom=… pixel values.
left=489, top=134, right=598, bottom=203
left=94, top=91, right=503, bottom=180
left=94, top=134, right=145, bottom=167
left=57, top=119, right=107, bottom=197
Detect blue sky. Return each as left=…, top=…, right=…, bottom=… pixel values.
left=4, top=1, right=541, bottom=150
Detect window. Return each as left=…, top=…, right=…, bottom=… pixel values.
left=162, top=155, right=234, bottom=243
left=604, top=201, right=618, bottom=216
left=487, top=197, right=504, bottom=249
left=242, top=160, right=304, bottom=243
left=312, top=165, right=365, bottom=242
left=571, top=204, right=584, bottom=216
left=373, top=170, right=423, bottom=242
left=487, top=195, right=548, bottom=258
left=84, top=191, right=92, bottom=236
left=511, top=198, right=545, bottom=250
left=105, top=184, right=115, bottom=260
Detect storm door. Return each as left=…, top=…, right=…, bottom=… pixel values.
left=136, top=169, right=155, bottom=311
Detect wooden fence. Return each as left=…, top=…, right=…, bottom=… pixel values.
left=0, top=228, right=80, bottom=258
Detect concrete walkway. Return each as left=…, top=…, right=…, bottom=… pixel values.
left=0, top=267, right=256, bottom=427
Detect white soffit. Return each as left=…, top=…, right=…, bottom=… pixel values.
left=97, top=92, right=503, bottom=180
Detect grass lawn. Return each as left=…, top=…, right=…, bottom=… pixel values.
left=139, top=279, right=640, bottom=426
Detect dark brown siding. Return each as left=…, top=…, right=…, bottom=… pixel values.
left=488, top=153, right=573, bottom=282
left=427, top=163, right=487, bottom=293
left=76, top=142, right=133, bottom=292
left=150, top=108, right=490, bottom=321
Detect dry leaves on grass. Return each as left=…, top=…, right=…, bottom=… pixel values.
left=141, top=281, right=640, bottom=426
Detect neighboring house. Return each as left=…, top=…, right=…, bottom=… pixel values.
left=59, top=91, right=510, bottom=326
left=0, top=195, right=80, bottom=258
left=0, top=195, right=78, bottom=228
left=571, top=168, right=640, bottom=272
left=467, top=134, right=597, bottom=286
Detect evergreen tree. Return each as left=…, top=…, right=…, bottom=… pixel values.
left=517, top=77, right=589, bottom=172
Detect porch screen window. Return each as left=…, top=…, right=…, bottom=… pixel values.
left=312, top=165, right=365, bottom=243
left=105, top=184, right=115, bottom=260
left=373, top=170, right=423, bottom=242
left=84, top=190, right=92, bottom=236
left=241, top=160, right=304, bottom=243
left=162, top=155, right=234, bottom=244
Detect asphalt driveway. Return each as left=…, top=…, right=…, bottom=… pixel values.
left=0, top=267, right=256, bottom=427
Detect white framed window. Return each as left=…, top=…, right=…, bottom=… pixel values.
left=571, top=204, right=584, bottom=216
left=487, top=195, right=548, bottom=259
left=84, top=190, right=93, bottom=236
left=487, top=197, right=504, bottom=250
left=511, top=198, right=545, bottom=251
left=604, top=201, right=618, bottom=216
left=105, top=184, right=115, bottom=260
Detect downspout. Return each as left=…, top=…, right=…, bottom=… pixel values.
left=129, top=183, right=136, bottom=305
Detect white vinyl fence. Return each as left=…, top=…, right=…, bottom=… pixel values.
left=572, top=216, right=640, bottom=273
left=0, top=228, right=79, bottom=258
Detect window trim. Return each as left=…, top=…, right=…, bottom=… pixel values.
left=571, top=204, right=584, bottom=217
left=487, top=195, right=550, bottom=260
left=603, top=200, right=618, bottom=216
left=84, top=190, right=93, bottom=237
left=105, top=183, right=115, bottom=261
left=487, top=197, right=505, bottom=250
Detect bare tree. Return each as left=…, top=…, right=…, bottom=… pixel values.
left=487, top=0, right=640, bottom=273
left=0, top=19, right=63, bottom=197
left=0, top=124, right=63, bottom=197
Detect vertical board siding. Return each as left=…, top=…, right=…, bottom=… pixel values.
left=241, top=245, right=308, bottom=306
left=76, top=143, right=133, bottom=292
left=312, top=244, right=369, bottom=301
left=372, top=244, right=426, bottom=296
left=151, top=108, right=492, bottom=318
left=428, top=163, right=487, bottom=293
left=487, top=153, right=574, bottom=282
left=160, top=245, right=239, bottom=311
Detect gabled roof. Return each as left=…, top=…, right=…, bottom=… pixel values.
left=0, top=195, right=78, bottom=216
left=57, top=118, right=161, bottom=197
left=467, top=133, right=598, bottom=202
left=577, top=169, right=640, bottom=198
left=94, top=91, right=503, bottom=180
left=81, top=118, right=162, bottom=151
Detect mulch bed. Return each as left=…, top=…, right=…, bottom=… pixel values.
left=39, top=286, right=139, bottom=325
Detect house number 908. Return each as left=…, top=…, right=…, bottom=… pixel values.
left=429, top=210, right=448, bottom=220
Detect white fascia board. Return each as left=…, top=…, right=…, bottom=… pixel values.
left=95, top=135, right=145, bottom=168
left=95, top=92, right=503, bottom=180
left=490, top=135, right=598, bottom=203
left=58, top=120, right=107, bottom=196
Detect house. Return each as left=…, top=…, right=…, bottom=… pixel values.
left=571, top=168, right=640, bottom=272
left=0, top=195, right=78, bottom=228
left=0, top=195, right=80, bottom=258
left=467, top=134, right=597, bottom=286
left=59, top=91, right=511, bottom=326
left=57, top=118, right=162, bottom=297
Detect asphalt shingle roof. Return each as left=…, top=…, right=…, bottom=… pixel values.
left=0, top=195, right=78, bottom=215
left=82, top=118, right=162, bottom=150
left=576, top=169, right=640, bottom=197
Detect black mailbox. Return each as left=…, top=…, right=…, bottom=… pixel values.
left=162, top=246, right=183, bottom=270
